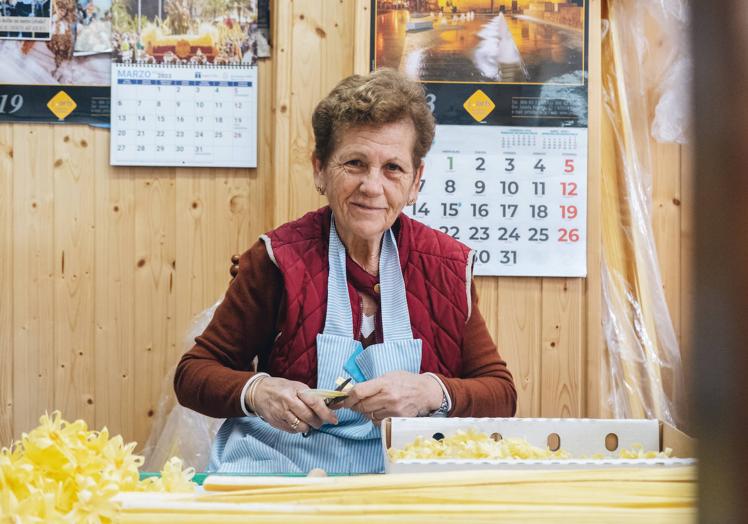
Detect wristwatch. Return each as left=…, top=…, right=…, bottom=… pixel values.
left=431, top=391, right=449, bottom=417
left=425, top=372, right=450, bottom=417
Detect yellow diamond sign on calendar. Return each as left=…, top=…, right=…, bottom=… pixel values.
left=47, top=91, right=77, bottom=121
left=463, top=90, right=495, bottom=122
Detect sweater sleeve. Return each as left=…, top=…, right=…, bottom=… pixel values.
left=173, top=239, right=283, bottom=418
left=435, top=281, right=518, bottom=418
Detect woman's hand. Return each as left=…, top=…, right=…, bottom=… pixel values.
left=251, top=377, right=338, bottom=434
left=334, top=372, right=443, bottom=425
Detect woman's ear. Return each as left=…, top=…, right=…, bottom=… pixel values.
left=311, top=152, right=324, bottom=188
left=408, top=161, right=425, bottom=204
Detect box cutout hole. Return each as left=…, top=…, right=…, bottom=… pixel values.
left=547, top=433, right=561, bottom=451
left=490, top=432, right=503, bottom=442
left=432, top=432, right=445, bottom=441
left=605, top=432, right=619, bottom=451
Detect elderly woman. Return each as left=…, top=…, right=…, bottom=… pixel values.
left=174, top=69, right=517, bottom=474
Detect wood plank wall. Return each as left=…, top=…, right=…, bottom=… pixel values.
left=0, top=0, right=691, bottom=448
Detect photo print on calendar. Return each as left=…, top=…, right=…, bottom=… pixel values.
left=74, top=0, right=112, bottom=55
left=371, top=0, right=587, bottom=127
left=111, top=0, right=269, bottom=65
left=0, top=0, right=52, bottom=40
left=0, top=0, right=111, bottom=124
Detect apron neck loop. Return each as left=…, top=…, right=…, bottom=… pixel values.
left=378, top=228, right=414, bottom=340
left=323, top=217, right=354, bottom=338
left=324, top=216, right=414, bottom=341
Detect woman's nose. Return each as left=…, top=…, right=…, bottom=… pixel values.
left=358, top=167, right=385, bottom=195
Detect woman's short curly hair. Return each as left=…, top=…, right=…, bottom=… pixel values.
left=312, top=68, right=436, bottom=169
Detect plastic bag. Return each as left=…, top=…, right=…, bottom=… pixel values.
left=649, top=0, right=691, bottom=144
left=141, top=300, right=224, bottom=471
left=601, top=0, right=688, bottom=428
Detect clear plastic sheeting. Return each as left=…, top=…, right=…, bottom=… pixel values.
left=648, top=0, right=691, bottom=145
left=142, top=300, right=224, bottom=472
left=601, top=0, right=688, bottom=428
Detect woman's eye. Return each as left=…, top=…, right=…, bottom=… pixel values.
left=345, top=159, right=365, bottom=169
left=385, top=163, right=402, bottom=172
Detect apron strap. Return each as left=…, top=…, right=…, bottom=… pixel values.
left=323, top=217, right=354, bottom=337
left=324, top=216, right=414, bottom=342
left=379, top=229, right=414, bottom=341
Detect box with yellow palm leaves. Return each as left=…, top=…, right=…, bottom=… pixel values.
left=382, top=417, right=695, bottom=473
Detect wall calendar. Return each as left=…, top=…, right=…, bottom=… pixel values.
left=109, top=63, right=257, bottom=168
left=372, top=0, right=589, bottom=276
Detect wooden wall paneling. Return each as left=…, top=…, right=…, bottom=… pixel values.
left=679, top=145, right=694, bottom=429
left=474, top=277, right=499, bottom=340
left=214, top=169, right=252, bottom=291
left=642, top=0, right=683, bottom=353
left=322, top=1, right=355, bottom=91
left=474, top=278, right=501, bottom=407
left=133, top=169, right=176, bottom=448
left=12, top=124, right=55, bottom=436
left=497, top=278, right=541, bottom=417
left=0, top=125, right=12, bottom=445
left=541, top=278, right=584, bottom=417
left=175, top=170, right=217, bottom=360
left=651, top=141, right=682, bottom=346
left=271, top=0, right=293, bottom=227
left=53, top=126, right=96, bottom=425
left=650, top=139, right=686, bottom=423
left=175, top=171, right=217, bottom=366
left=216, top=62, right=276, bottom=266
left=353, top=0, right=372, bottom=74
left=585, top=0, right=604, bottom=418
left=253, top=58, right=276, bottom=238
left=93, top=127, right=135, bottom=437
left=287, top=1, right=325, bottom=221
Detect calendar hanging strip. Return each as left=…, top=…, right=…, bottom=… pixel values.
left=109, top=63, right=258, bottom=69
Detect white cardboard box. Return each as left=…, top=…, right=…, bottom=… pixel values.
left=382, top=417, right=696, bottom=473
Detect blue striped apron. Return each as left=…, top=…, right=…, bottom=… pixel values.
left=208, top=219, right=422, bottom=474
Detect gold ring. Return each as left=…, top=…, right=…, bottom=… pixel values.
left=290, top=417, right=300, bottom=430
left=370, top=412, right=379, bottom=422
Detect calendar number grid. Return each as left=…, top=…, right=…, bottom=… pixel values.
left=407, top=126, right=587, bottom=277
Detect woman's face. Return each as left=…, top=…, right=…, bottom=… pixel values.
left=313, top=119, right=423, bottom=244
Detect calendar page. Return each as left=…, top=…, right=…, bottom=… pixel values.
left=110, top=63, right=257, bottom=168
left=407, top=125, right=587, bottom=277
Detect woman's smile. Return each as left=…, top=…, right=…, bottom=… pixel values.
left=350, top=202, right=386, bottom=213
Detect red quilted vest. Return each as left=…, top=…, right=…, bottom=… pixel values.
left=262, top=207, right=473, bottom=386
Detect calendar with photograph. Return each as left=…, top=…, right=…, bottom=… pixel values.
left=373, top=1, right=589, bottom=277
left=110, top=63, right=257, bottom=167
left=108, top=0, right=264, bottom=166
left=408, top=125, right=587, bottom=277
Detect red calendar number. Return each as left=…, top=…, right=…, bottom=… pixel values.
left=560, top=205, right=578, bottom=219
left=558, top=228, right=580, bottom=242
left=561, top=182, right=578, bottom=196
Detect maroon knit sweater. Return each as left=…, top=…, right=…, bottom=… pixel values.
left=174, top=241, right=517, bottom=419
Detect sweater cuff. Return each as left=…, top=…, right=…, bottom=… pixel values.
left=424, top=372, right=452, bottom=416
left=240, top=372, right=270, bottom=417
